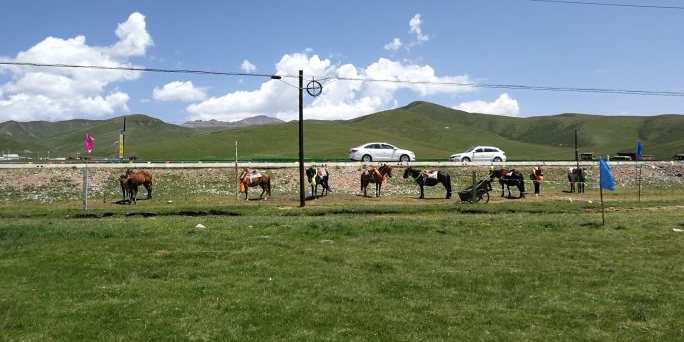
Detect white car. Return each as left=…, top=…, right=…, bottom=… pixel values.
left=449, top=146, right=506, bottom=162
left=349, top=142, right=416, bottom=162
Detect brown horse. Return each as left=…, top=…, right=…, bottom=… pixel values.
left=360, top=164, right=392, bottom=197
left=125, top=169, right=153, bottom=199
left=238, top=168, right=271, bottom=200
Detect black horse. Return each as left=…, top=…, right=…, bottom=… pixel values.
left=306, top=166, right=331, bottom=197
left=402, top=167, right=452, bottom=199
left=489, top=169, right=526, bottom=198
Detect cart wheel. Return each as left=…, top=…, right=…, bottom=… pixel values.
left=477, top=192, right=490, bottom=203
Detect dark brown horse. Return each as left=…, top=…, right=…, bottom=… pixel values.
left=489, top=169, right=525, bottom=198
left=118, top=175, right=139, bottom=204
left=403, top=167, right=452, bottom=199
left=238, top=168, right=271, bottom=200
left=125, top=169, right=153, bottom=199
left=360, top=164, right=392, bottom=197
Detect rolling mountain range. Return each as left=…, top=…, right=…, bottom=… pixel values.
left=1, top=101, right=683, bottom=160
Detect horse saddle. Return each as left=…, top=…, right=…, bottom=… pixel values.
left=317, top=168, right=327, bottom=177
left=503, top=170, right=515, bottom=177
left=364, top=168, right=386, bottom=181
left=247, top=171, right=262, bottom=184
left=422, top=170, right=438, bottom=180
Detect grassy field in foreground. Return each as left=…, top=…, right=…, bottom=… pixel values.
left=2, top=200, right=684, bottom=341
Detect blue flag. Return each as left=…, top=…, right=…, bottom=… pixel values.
left=636, top=140, right=643, bottom=157
left=599, top=157, right=615, bottom=190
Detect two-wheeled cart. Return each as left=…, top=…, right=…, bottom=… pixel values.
left=457, top=179, right=492, bottom=203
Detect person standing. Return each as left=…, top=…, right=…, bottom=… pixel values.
left=530, top=166, right=544, bottom=195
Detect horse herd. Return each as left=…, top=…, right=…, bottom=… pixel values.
left=116, top=165, right=588, bottom=204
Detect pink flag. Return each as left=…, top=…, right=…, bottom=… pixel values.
left=84, top=133, right=94, bottom=153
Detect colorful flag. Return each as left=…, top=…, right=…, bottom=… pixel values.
left=636, top=140, right=643, bottom=157
left=84, top=133, right=94, bottom=154
left=599, top=157, right=615, bottom=190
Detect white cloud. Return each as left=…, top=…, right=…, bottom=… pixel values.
left=454, top=93, right=520, bottom=116
left=409, top=14, right=429, bottom=43
left=383, top=14, right=430, bottom=52
left=241, top=60, right=257, bottom=73
left=186, top=52, right=475, bottom=122
left=153, top=81, right=207, bottom=102
left=0, top=12, right=153, bottom=122
left=384, top=38, right=403, bottom=51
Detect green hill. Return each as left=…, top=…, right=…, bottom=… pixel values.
left=2, top=101, right=683, bottom=160
left=0, top=114, right=195, bottom=158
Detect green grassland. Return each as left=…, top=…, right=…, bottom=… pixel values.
left=2, top=192, right=684, bottom=341
left=2, top=101, right=684, bottom=160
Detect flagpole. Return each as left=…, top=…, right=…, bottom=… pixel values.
left=600, top=185, right=605, bottom=226
left=637, top=162, right=642, bottom=202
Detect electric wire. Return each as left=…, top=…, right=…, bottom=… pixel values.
left=486, top=0, right=684, bottom=10
left=3, top=61, right=684, bottom=97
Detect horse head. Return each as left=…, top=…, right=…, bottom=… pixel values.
left=380, top=164, right=393, bottom=178
left=489, top=169, right=503, bottom=181
left=305, top=166, right=316, bottom=182
left=402, top=167, right=413, bottom=179
left=239, top=168, right=250, bottom=182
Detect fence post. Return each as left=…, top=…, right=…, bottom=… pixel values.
left=471, top=170, right=477, bottom=203
left=82, top=168, right=88, bottom=211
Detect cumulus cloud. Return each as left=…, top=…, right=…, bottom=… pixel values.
left=0, top=12, right=153, bottom=121
left=153, top=81, right=207, bottom=102
left=454, top=93, right=520, bottom=116
left=241, top=60, right=257, bottom=73
left=186, top=52, right=475, bottom=122
left=384, top=38, right=403, bottom=51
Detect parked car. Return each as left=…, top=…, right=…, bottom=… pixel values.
left=449, top=146, right=506, bottom=162
left=349, top=142, right=416, bottom=162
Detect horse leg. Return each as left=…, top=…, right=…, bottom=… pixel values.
left=376, top=183, right=381, bottom=197
left=146, top=181, right=152, bottom=199
left=443, top=175, right=452, bottom=199
left=500, top=182, right=505, bottom=197
left=259, top=183, right=268, bottom=199
left=419, top=183, right=425, bottom=199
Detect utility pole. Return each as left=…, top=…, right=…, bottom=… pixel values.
left=298, top=70, right=305, bottom=207
left=574, top=129, right=579, bottom=171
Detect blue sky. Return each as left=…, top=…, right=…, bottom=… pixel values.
left=1, top=0, right=683, bottom=123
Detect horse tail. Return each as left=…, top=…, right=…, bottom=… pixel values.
left=267, top=177, right=272, bottom=197
left=324, top=170, right=331, bottom=191
left=519, top=176, right=526, bottom=195
left=444, top=173, right=452, bottom=195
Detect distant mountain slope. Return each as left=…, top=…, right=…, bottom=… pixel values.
left=182, top=115, right=283, bottom=130
left=1, top=102, right=683, bottom=160
left=0, top=114, right=195, bottom=157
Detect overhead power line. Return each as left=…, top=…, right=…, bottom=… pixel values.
left=325, top=76, right=684, bottom=97
left=0, top=61, right=294, bottom=79
left=492, top=0, right=684, bottom=10
left=2, top=61, right=684, bottom=97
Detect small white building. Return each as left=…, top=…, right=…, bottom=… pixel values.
left=1, top=154, right=21, bottom=160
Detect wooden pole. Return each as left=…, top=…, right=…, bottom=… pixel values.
left=600, top=185, right=605, bottom=226
left=83, top=165, right=88, bottom=211
left=637, top=162, right=642, bottom=202
left=235, top=140, right=238, bottom=200
left=299, top=70, right=305, bottom=207
left=471, top=171, right=477, bottom=203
